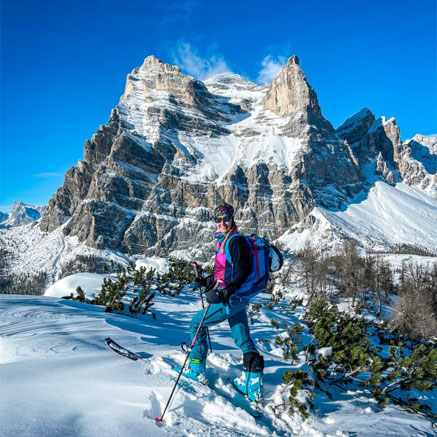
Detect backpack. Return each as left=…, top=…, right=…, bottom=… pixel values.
left=224, top=234, right=284, bottom=300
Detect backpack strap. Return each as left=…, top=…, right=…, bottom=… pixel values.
left=251, top=235, right=260, bottom=281
left=223, top=233, right=243, bottom=268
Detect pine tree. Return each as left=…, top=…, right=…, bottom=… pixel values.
left=75, top=286, right=86, bottom=302
left=129, top=267, right=156, bottom=319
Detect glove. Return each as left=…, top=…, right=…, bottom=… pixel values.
left=194, top=277, right=206, bottom=289
left=206, top=284, right=236, bottom=305
left=195, top=274, right=214, bottom=290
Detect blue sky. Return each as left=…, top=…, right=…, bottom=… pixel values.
left=1, top=0, right=436, bottom=212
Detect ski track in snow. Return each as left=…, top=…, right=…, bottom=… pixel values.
left=1, top=288, right=435, bottom=437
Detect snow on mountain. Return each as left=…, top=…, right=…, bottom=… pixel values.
left=184, top=72, right=305, bottom=182
left=0, top=201, right=45, bottom=228
left=336, top=107, right=374, bottom=131
left=118, top=62, right=305, bottom=186
left=2, top=55, right=437, bottom=286
left=322, top=180, right=437, bottom=251
left=1, top=289, right=435, bottom=436
left=280, top=166, right=437, bottom=254
left=0, top=222, right=127, bottom=284
left=37, top=55, right=365, bottom=256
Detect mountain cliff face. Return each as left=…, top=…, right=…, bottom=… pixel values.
left=336, top=110, right=437, bottom=196
left=39, top=55, right=436, bottom=257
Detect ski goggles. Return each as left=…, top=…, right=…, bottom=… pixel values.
left=213, top=215, right=232, bottom=224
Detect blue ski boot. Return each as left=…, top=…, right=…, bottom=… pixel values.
left=233, top=352, right=264, bottom=402
left=233, top=371, right=263, bottom=402
left=174, top=358, right=208, bottom=385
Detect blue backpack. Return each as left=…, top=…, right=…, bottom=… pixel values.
left=224, top=234, right=284, bottom=300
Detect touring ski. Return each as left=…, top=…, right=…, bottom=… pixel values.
left=105, top=337, right=144, bottom=361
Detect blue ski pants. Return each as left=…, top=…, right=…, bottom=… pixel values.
left=189, top=298, right=258, bottom=363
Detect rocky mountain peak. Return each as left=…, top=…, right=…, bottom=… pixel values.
left=37, top=54, right=435, bottom=257
left=336, top=108, right=376, bottom=146
left=397, top=134, right=437, bottom=198
left=141, top=55, right=178, bottom=69
left=263, top=54, right=322, bottom=121
left=123, top=55, right=201, bottom=101
left=287, top=55, right=300, bottom=65
left=0, top=201, right=45, bottom=228
left=408, top=134, right=437, bottom=154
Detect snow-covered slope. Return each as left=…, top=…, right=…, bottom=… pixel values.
left=1, top=289, right=435, bottom=436
left=279, top=164, right=437, bottom=254
left=322, top=181, right=437, bottom=252
left=0, top=223, right=129, bottom=283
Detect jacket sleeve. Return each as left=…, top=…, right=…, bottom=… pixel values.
left=226, top=236, right=251, bottom=293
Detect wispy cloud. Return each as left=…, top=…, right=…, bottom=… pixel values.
left=172, top=42, right=231, bottom=80
left=159, top=0, right=200, bottom=26
left=257, top=55, right=286, bottom=85
left=33, top=172, right=62, bottom=178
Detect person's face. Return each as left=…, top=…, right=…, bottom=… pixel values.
left=215, top=216, right=232, bottom=233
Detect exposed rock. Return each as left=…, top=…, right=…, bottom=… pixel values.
left=395, top=134, right=437, bottom=198
left=375, top=152, right=396, bottom=184
left=38, top=55, right=433, bottom=257
left=1, top=201, right=45, bottom=228
left=336, top=108, right=375, bottom=146
left=263, top=56, right=335, bottom=137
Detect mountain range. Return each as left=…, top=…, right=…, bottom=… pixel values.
left=36, top=55, right=436, bottom=258
left=1, top=55, right=436, bottom=286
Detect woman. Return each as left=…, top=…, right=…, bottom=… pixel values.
left=180, top=203, right=264, bottom=403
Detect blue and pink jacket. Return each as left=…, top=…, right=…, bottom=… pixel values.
left=213, top=230, right=252, bottom=298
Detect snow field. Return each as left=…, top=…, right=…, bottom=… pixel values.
left=1, top=276, right=436, bottom=436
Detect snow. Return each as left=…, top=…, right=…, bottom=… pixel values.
left=0, top=223, right=130, bottom=284
left=317, top=347, right=333, bottom=360
left=278, top=178, right=437, bottom=255
left=1, top=286, right=435, bottom=436
left=406, top=135, right=437, bottom=175
left=368, top=116, right=395, bottom=134
left=117, top=65, right=307, bottom=186
left=44, top=273, right=111, bottom=298
left=134, top=257, right=170, bottom=274
left=322, top=181, right=437, bottom=252
left=336, top=107, right=373, bottom=133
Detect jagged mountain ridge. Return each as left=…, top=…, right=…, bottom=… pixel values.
left=0, top=201, right=45, bottom=228
left=39, top=55, right=436, bottom=257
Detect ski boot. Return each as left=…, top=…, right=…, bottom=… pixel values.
left=174, top=358, right=208, bottom=385
left=233, top=352, right=264, bottom=402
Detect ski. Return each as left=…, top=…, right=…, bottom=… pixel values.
left=105, top=337, right=144, bottom=361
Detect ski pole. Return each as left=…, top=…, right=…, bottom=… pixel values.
left=199, top=287, right=213, bottom=353
left=191, top=262, right=213, bottom=353
left=156, top=302, right=211, bottom=424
